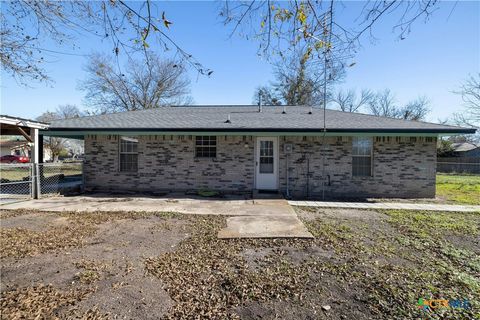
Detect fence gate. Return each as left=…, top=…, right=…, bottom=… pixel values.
left=0, top=163, right=33, bottom=204
left=1, top=162, right=83, bottom=203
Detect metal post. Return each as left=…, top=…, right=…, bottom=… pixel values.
left=38, top=134, right=44, bottom=163
left=30, top=163, right=35, bottom=199
left=35, top=163, right=41, bottom=199
left=31, top=128, right=40, bottom=199
left=81, top=161, right=85, bottom=193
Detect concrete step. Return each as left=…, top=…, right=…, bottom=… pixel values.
left=252, top=189, right=284, bottom=199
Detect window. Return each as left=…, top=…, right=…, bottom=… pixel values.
left=352, top=137, right=373, bottom=177
left=119, top=136, right=138, bottom=172
left=259, top=140, right=274, bottom=173
left=195, top=136, right=216, bottom=158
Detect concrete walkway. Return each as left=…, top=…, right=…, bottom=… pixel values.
left=288, top=200, right=480, bottom=212
left=1, top=195, right=314, bottom=239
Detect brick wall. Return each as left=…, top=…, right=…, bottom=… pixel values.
left=84, top=134, right=437, bottom=198
left=278, top=136, right=437, bottom=198
left=84, top=135, right=254, bottom=193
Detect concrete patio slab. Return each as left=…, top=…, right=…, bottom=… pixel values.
left=288, top=200, right=480, bottom=212
left=1, top=195, right=315, bottom=239
left=217, top=215, right=314, bottom=239
left=0, top=195, right=295, bottom=216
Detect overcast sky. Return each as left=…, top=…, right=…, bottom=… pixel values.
left=1, top=1, right=479, bottom=123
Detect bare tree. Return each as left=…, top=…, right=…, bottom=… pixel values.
left=80, top=52, right=192, bottom=114
left=367, top=89, right=400, bottom=118
left=452, top=73, right=480, bottom=145
left=453, top=73, right=480, bottom=127
left=254, top=45, right=344, bottom=106
left=221, top=1, right=443, bottom=73
left=36, top=105, right=83, bottom=161
left=400, top=96, right=430, bottom=121
left=273, top=55, right=320, bottom=106
left=1, top=1, right=211, bottom=85
left=332, top=89, right=373, bottom=113
left=367, top=90, right=430, bottom=120
left=222, top=1, right=444, bottom=112
left=252, top=86, right=282, bottom=105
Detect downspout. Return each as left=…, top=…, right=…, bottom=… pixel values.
left=306, top=155, right=310, bottom=198
left=286, top=152, right=290, bottom=198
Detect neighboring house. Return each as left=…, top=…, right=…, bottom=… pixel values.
left=451, top=142, right=480, bottom=158
left=43, top=106, right=475, bottom=199
left=0, top=139, right=30, bottom=157
left=0, top=138, right=53, bottom=161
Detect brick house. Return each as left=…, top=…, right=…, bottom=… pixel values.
left=44, top=106, right=475, bottom=199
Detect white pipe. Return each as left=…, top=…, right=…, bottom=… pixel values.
left=286, top=152, right=290, bottom=198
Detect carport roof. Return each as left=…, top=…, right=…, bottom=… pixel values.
left=1, top=115, right=49, bottom=136
left=45, top=105, right=475, bottom=135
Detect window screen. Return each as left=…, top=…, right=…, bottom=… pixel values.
left=352, top=137, right=372, bottom=177
left=119, top=136, right=138, bottom=172
left=195, top=136, right=216, bottom=158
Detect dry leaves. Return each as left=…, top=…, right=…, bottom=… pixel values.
left=145, top=216, right=317, bottom=319
left=0, top=210, right=183, bottom=259
left=0, top=224, right=97, bottom=259
left=0, top=284, right=93, bottom=319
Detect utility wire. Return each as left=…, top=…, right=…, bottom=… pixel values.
left=322, top=1, right=334, bottom=201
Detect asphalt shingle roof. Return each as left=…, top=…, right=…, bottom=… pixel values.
left=48, top=106, right=475, bottom=134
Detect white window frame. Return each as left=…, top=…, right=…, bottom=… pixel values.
left=119, top=136, right=139, bottom=172
left=352, top=137, right=373, bottom=177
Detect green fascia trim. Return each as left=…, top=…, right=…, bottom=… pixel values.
left=40, top=130, right=451, bottom=138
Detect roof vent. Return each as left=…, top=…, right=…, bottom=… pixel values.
left=258, top=93, right=262, bottom=112
left=282, top=105, right=286, bottom=114
left=308, top=106, right=313, bottom=114
left=225, top=114, right=231, bottom=123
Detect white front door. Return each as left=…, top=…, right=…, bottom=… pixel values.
left=255, top=137, right=278, bottom=190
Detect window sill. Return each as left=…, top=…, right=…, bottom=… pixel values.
left=352, top=175, right=374, bottom=180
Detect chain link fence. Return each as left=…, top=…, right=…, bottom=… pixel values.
left=38, top=162, right=83, bottom=197
left=0, top=163, right=33, bottom=204
left=0, top=162, right=83, bottom=203
left=437, top=157, right=480, bottom=174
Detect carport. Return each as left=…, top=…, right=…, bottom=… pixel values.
left=1, top=115, right=49, bottom=162
left=0, top=115, right=49, bottom=201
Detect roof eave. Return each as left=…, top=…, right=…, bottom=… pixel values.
left=0, top=115, right=49, bottom=129
left=42, top=127, right=476, bottom=136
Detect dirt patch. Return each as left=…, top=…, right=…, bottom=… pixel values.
left=242, top=246, right=337, bottom=271
left=0, top=212, right=68, bottom=231
left=237, top=273, right=373, bottom=320
left=444, top=233, right=480, bottom=254
left=1, top=210, right=188, bottom=319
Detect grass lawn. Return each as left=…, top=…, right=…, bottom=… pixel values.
left=0, top=165, right=82, bottom=182
left=436, top=174, right=480, bottom=205
left=1, top=208, right=479, bottom=319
